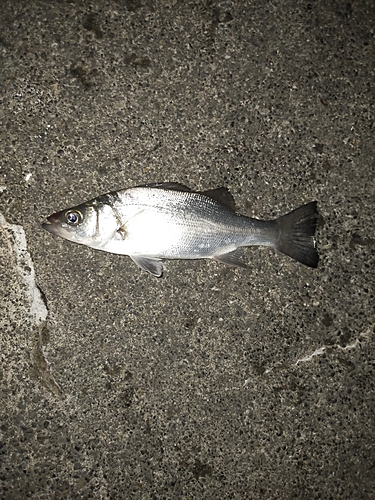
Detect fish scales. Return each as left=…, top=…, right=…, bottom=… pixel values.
left=111, top=187, right=273, bottom=258
left=43, top=182, right=319, bottom=277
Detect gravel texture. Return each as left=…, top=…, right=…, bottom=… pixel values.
left=1, top=1, right=374, bottom=499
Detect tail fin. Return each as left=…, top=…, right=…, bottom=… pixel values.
left=275, top=202, right=319, bottom=268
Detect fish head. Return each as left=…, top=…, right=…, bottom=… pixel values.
left=42, top=201, right=119, bottom=249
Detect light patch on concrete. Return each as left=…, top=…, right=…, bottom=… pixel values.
left=295, top=346, right=327, bottom=365
left=0, top=212, right=47, bottom=325
left=0, top=212, right=64, bottom=399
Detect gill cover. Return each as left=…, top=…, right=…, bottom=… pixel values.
left=42, top=202, right=119, bottom=249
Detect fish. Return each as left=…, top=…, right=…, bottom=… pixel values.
left=42, top=182, right=319, bottom=277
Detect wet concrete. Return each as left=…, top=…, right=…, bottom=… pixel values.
left=1, top=1, right=374, bottom=498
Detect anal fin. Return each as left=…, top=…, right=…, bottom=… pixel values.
left=213, top=249, right=247, bottom=268
left=130, top=256, right=164, bottom=277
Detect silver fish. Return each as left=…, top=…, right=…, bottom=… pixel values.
left=42, top=182, right=319, bottom=277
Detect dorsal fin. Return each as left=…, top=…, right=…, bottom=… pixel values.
left=142, top=182, right=192, bottom=192
left=201, top=187, right=236, bottom=211
left=138, top=183, right=236, bottom=211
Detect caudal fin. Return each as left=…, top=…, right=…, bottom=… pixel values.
left=275, top=202, right=319, bottom=268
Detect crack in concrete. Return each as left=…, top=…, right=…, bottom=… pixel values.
left=241, top=328, right=372, bottom=387
left=294, top=329, right=371, bottom=366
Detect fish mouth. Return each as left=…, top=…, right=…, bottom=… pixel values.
left=42, top=215, right=60, bottom=234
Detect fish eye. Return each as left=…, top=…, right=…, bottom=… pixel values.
left=65, top=210, right=82, bottom=225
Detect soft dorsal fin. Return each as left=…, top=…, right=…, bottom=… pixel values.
left=142, top=182, right=192, bottom=192
left=201, top=187, right=236, bottom=211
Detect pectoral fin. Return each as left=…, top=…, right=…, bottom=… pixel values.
left=213, top=249, right=247, bottom=268
left=115, top=225, right=127, bottom=240
left=130, top=256, right=164, bottom=277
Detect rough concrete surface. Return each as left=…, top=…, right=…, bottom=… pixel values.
left=1, top=0, right=374, bottom=498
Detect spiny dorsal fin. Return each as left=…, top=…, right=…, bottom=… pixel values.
left=201, top=187, right=236, bottom=211
left=142, top=182, right=192, bottom=192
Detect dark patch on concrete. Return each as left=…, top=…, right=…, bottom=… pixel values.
left=123, top=0, right=144, bottom=12
left=191, top=458, right=213, bottom=479
left=29, top=325, right=65, bottom=400
left=82, top=13, right=103, bottom=39
left=349, top=233, right=375, bottom=249
left=124, top=53, right=151, bottom=69
left=70, top=65, right=103, bottom=90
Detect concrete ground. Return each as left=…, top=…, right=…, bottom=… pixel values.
left=1, top=1, right=374, bottom=498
